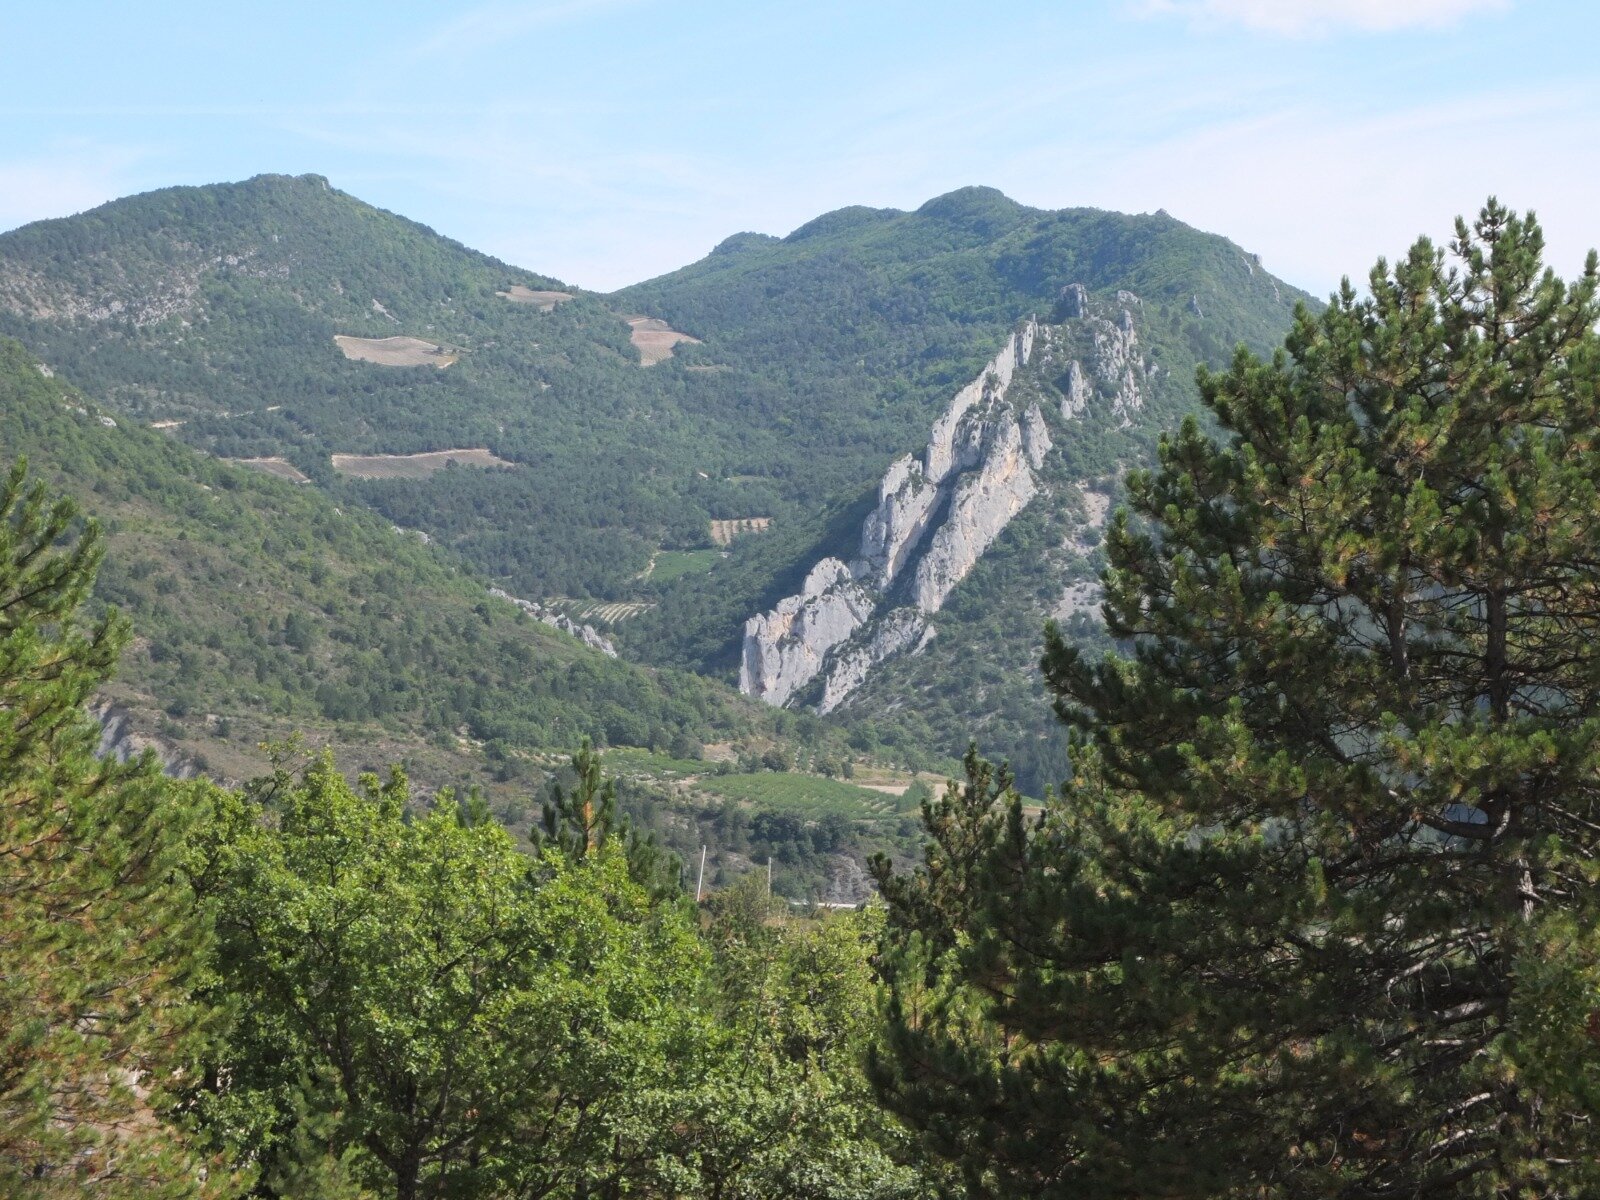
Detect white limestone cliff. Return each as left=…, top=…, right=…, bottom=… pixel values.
left=1060, top=359, right=1091, bottom=420
left=738, top=559, right=875, bottom=706
left=816, top=608, right=932, bottom=715
left=737, top=299, right=1147, bottom=712
left=740, top=320, right=1051, bottom=711
left=910, top=408, right=1038, bottom=613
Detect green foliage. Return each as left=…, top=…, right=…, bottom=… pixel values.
left=189, top=752, right=706, bottom=1200
left=539, top=739, right=679, bottom=898
left=616, top=877, right=942, bottom=1199
left=873, top=202, right=1600, bottom=1196
left=0, top=460, right=232, bottom=1196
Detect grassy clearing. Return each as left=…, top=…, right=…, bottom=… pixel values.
left=226, top=456, right=310, bottom=483
left=697, top=772, right=897, bottom=821
left=602, top=747, right=707, bottom=779
left=649, top=548, right=723, bottom=583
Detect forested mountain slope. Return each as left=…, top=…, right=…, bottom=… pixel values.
left=0, top=175, right=1312, bottom=794
left=0, top=337, right=775, bottom=811
left=615, top=190, right=1313, bottom=789
left=0, top=174, right=744, bottom=597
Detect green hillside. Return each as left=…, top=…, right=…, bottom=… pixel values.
left=0, top=336, right=778, bottom=809
left=0, top=176, right=1312, bottom=796
left=0, top=177, right=1308, bottom=619
left=616, top=189, right=1311, bottom=678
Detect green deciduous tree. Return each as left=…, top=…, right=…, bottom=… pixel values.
left=0, top=459, right=228, bottom=1197
left=617, top=876, right=940, bottom=1199
left=872, top=202, right=1600, bottom=1197
left=190, top=753, right=705, bottom=1200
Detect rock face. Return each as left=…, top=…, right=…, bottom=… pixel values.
left=1055, top=294, right=1146, bottom=427
left=816, top=608, right=932, bottom=715
left=910, top=407, right=1037, bottom=613
left=741, top=319, right=1047, bottom=711
left=739, top=559, right=875, bottom=706
left=93, top=704, right=195, bottom=778
left=487, top=587, right=618, bottom=658
left=738, top=294, right=1145, bottom=712
left=1060, top=360, right=1091, bottom=420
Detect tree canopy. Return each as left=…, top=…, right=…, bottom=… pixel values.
left=872, top=201, right=1600, bottom=1197
left=0, top=459, right=225, bottom=1196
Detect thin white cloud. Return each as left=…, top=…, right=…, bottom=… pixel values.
left=993, top=84, right=1599, bottom=297
left=1139, top=0, right=1511, bottom=36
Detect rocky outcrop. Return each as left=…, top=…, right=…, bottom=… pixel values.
left=1060, top=360, right=1091, bottom=420
left=738, top=560, right=874, bottom=706
left=487, top=587, right=618, bottom=658
left=738, top=298, right=1148, bottom=712
left=1096, top=308, right=1144, bottom=424
left=741, top=320, right=1048, bottom=711
left=1021, top=402, right=1052, bottom=468
left=1054, top=288, right=1146, bottom=427
left=910, top=408, right=1038, bottom=613
left=816, top=608, right=932, bottom=715
left=93, top=704, right=195, bottom=777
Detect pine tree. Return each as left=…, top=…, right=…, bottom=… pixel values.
left=872, top=202, right=1600, bottom=1197
left=0, top=460, right=227, bottom=1196
left=541, top=740, right=678, bottom=898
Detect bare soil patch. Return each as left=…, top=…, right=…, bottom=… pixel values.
left=710, top=517, right=772, bottom=546
left=498, top=285, right=575, bottom=311
left=623, top=315, right=701, bottom=366
left=334, top=334, right=458, bottom=368
left=330, top=448, right=514, bottom=479
left=228, top=456, right=310, bottom=484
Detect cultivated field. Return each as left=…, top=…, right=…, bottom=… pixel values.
left=698, top=773, right=898, bottom=821
left=709, top=517, right=772, bottom=545
left=330, top=448, right=514, bottom=479
left=227, top=456, right=310, bottom=483
left=498, top=285, right=574, bottom=311
left=552, top=599, right=654, bottom=624
left=623, top=315, right=701, bottom=366
left=645, top=548, right=723, bottom=582
left=333, top=334, right=458, bottom=368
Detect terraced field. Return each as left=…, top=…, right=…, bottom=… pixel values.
left=497, top=285, right=574, bottom=310
left=623, top=315, right=701, bottom=366
left=554, top=599, right=654, bottom=624
left=646, top=548, right=723, bottom=582
left=333, top=334, right=458, bottom=368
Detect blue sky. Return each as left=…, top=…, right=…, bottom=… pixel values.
left=3, top=0, right=1596, bottom=293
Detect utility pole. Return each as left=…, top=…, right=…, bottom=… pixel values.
left=766, top=856, right=772, bottom=897
left=695, top=845, right=707, bottom=903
